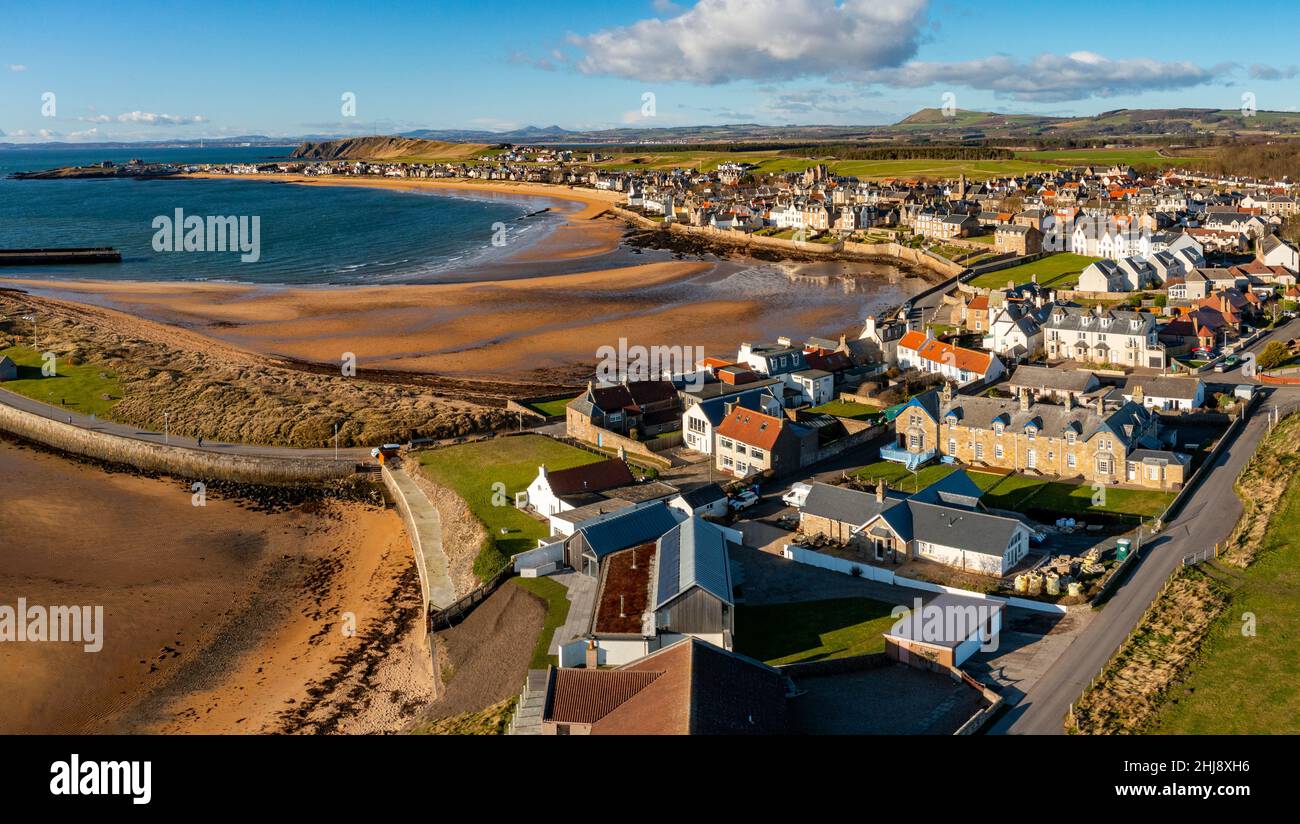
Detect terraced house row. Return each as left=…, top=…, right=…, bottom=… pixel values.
left=893, top=383, right=1189, bottom=490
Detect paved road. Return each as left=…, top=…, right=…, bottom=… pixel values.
left=0, top=386, right=371, bottom=462
left=991, top=386, right=1300, bottom=734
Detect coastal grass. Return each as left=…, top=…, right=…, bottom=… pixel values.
left=966, top=252, right=1100, bottom=290
left=735, top=597, right=896, bottom=665
left=409, top=696, right=517, bottom=735
left=0, top=344, right=122, bottom=418
left=416, top=435, right=606, bottom=579
left=511, top=576, right=571, bottom=670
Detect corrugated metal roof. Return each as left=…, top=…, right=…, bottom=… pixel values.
left=654, top=517, right=733, bottom=609
left=579, top=501, right=679, bottom=560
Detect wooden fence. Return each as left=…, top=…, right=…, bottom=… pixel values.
left=428, top=563, right=515, bottom=632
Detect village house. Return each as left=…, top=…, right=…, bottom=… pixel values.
left=560, top=501, right=682, bottom=579
left=526, top=458, right=637, bottom=516
left=1042, top=305, right=1166, bottom=369
left=536, top=637, right=788, bottom=735
left=1006, top=364, right=1101, bottom=406
left=884, top=592, right=1003, bottom=668
left=994, top=223, right=1043, bottom=256
left=1121, top=376, right=1206, bottom=412
left=1077, top=257, right=1156, bottom=293
left=892, top=383, right=1184, bottom=490
left=797, top=471, right=1034, bottom=576
left=681, top=389, right=780, bottom=456
left=713, top=403, right=815, bottom=479
left=582, top=516, right=739, bottom=667
left=983, top=301, right=1046, bottom=360
left=896, top=330, right=1005, bottom=386
left=566, top=379, right=680, bottom=443
left=1259, top=234, right=1300, bottom=272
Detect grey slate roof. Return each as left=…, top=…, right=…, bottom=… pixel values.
left=1008, top=364, right=1099, bottom=394
left=913, top=389, right=1158, bottom=448
left=1122, top=375, right=1202, bottom=401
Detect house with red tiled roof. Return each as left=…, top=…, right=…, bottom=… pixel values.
left=526, top=458, right=637, bottom=516
left=713, top=403, right=815, bottom=479
left=896, top=331, right=1004, bottom=387
left=537, top=637, right=787, bottom=735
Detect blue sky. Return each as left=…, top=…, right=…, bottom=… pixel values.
left=2, top=0, right=1299, bottom=142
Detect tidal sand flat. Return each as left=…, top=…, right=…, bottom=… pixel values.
left=0, top=440, right=432, bottom=734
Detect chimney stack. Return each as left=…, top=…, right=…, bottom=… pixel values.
left=585, top=640, right=599, bottom=669
left=1020, top=389, right=1032, bottom=412
left=876, top=480, right=887, bottom=503
left=538, top=464, right=548, bottom=479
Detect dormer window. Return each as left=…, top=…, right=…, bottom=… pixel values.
left=994, top=422, right=1005, bottom=435
left=1066, top=431, right=1077, bottom=444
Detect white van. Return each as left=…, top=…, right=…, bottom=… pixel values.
left=782, top=482, right=813, bottom=508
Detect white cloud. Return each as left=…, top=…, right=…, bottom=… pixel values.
left=8, top=64, right=27, bottom=72
left=571, top=0, right=929, bottom=84
left=859, top=52, right=1224, bottom=102
left=112, top=110, right=208, bottom=126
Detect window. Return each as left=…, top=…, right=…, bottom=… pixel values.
left=1027, top=449, right=1037, bottom=469
left=1066, top=432, right=1076, bottom=445
left=722, top=456, right=733, bottom=468
left=1067, top=453, right=1077, bottom=469
left=720, top=438, right=733, bottom=450
left=948, top=438, right=956, bottom=453
left=751, top=448, right=764, bottom=460
left=688, top=416, right=707, bottom=434
left=995, top=444, right=1004, bottom=459
left=975, top=443, right=985, bottom=460
left=1097, top=458, right=1112, bottom=475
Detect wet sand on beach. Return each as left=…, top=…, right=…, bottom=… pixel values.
left=0, top=440, right=432, bottom=734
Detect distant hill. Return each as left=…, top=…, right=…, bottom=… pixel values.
left=290, top=136, right=490, bottom=161
left=886, top=107, right=1300, bottom=141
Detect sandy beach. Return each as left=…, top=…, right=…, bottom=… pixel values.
left=2, top=173, right=934, bottom=383
left=0, top=439, right=433, bottom=733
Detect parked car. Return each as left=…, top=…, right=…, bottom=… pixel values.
left=370, top=443, right=402, bottom=459
left=728, top=490, right=760, bottom=511
left=1215, top=355, right=1239, bottom=372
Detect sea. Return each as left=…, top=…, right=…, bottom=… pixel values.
left=0, top=146, right=564, bottom=284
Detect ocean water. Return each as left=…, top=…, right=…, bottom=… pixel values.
left=0, top=147, right=562, bottom=284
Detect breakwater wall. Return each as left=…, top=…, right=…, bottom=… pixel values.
left=0, top=398, right=359, bottom=484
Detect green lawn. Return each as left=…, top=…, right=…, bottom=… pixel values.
left=734, top=598, right=898, bottom=665
left=809, top=399, right=879, bottom=421
left=968, top=470, right=1172, bottom=519
left=511, top=577, right=571, bottom=670
left=0, top=344, right=122, bottom=417
left=966, top=252, right=1100, bottom=290
left=527, top=397, right=573, bottom=418
left=1154, top=448, right=1300, bottom=732
left=853, top=459, right=956, bottom=492
left=416, top=435, right=606, bottom=579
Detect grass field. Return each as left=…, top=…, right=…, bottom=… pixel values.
left=808, top=399, right=879, bottom=421
left=416, top=435, right=606, bottom=577
left=527, top=397, right=573, bottom=418
left=735, top=597, right=898, bottom=665
left=0, top=344, right=122, bottom=417
left=1011, top=147, right=1205, bottom=168
left=966, top=252, right=1100, bottom=290
left=511, top=577, right=572, bottom=670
